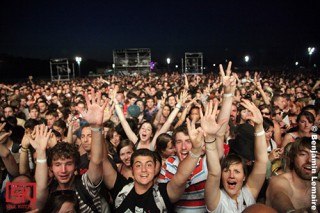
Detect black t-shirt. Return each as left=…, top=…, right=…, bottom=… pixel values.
left=110, top=173, right=174, bottom=213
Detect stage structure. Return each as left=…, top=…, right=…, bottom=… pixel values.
left=50, top=58, right=74, bottom=81
left=184, top=52, right=203, bottom=74
left=113, top=48, right=151, bottom=75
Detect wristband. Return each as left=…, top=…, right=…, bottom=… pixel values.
left=254, top=130, right=265, bottom=137
left=223, top=93, right=233, bottom=98
left=175, top=103, right=181, bottom=109
left=91, top=127, right=103, bottom=132
left=189, top=150, right=201, bottom=159
left=205, top=138, right=216, bottom=144
left=36, top=159, right=47, bottom=164
left=21, top=148, right=28, bottom=153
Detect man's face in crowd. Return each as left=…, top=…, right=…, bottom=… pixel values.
left=81, top=127, right=92, bottom=152
left=146, top=99, right=154, bottom=109
left=132, top=155, right=155, bottom=188
left=38, top=102, right=47, bottom=114
left=294, top=146, right=320, bottom=180
left=20, top=98, right=27, bottom=107
left=174, top=132, right=192, bottom=162
left=51, top=157, right=76, bottom=185
left=4, top=107, right=14, bottom=118
left=29, top=108, right=39, bottom=119
left=274, top=97, right=286, bottom=110
left=230, top=104, right=238, bottom=123
left=76, top=103, right=85, bottom=114
left=46, top=114, right=57, bottom=128
left=168, top=96, right=176, bottom=107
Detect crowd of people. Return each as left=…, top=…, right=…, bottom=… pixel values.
left=0, top=61, right=320, bottom=212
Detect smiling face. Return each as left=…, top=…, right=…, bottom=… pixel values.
left=51, top=157, right=76, bottom=187
left=221, top=162, right=246, bottom=200
left=132, top=155, right=155, bottom=189
left=294, top=147, right=320, bottom=180
left=139, top=122, right=153, bottom=142
left=161, top=141, right=176, bottom=158
left=174, top=132, right=192, bottom=161
left=120, top=145, right=134, bottom=167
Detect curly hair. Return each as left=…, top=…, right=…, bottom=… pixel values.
left=47, top=142, right=80, bottom=167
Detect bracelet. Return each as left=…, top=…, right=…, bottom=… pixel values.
left=205, top=138, right=216, bottom=144
left=254, top=130, right=265, bottom=137
left=286, top=210, right=295, bottom=213
left=21, top=146, right=29, bottom=149
left=36, top=159, right=47, bottom=164
left=91, top=127, right=103, bottom=132
left=21, top=148, right=28, bottom=153
left=175, top=103, right=181, bottom=109
left=189, top=150, right=201, bottom=159
left=223, top=93, right=233, bottom=98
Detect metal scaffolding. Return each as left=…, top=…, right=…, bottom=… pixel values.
left=184, top=52, right=203, bottom=74
left=113, top=48, right=151, bottom=75
left=50, top=58, right=74, bottom=81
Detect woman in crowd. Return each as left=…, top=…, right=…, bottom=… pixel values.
left=155, top=133, right=176, bottom=166
left=205, top=99, right=268, bottom=212
left=281, top=110, right=315, bottom=148
left=116, top=139, right=135, bottom=179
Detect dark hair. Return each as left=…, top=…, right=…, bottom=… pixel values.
left=53, top=119, right=67, bottom=134
left=24, top=119, right=40, bottom=130
left=296, top=110, right=315, bottom=124
left=47, top=143, right=80, bottom=167
left=289, top=137, right=320, bottom=170
left=155, top=133, right=173, bottom=155
left=130, top=148, right=156, bottom=167
left=44, top=190, right=79, bottom=213
left=221, top=154, right=248, bottom=184
left=263, top=117, right=274, bottom=131
left=117, top=139, right=135, bottom=157
left=172, top=125, right=188, bottom=145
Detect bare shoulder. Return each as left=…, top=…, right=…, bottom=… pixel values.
left=267, top=173, right=292, bottom=195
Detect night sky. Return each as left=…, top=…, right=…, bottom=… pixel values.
left=1, top=0, right=319, bottom=68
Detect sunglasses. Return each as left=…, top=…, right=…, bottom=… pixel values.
left=262, top=112, right=270, bottom=115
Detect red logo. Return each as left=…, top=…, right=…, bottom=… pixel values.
left=6, top=182, right=36, bottom=204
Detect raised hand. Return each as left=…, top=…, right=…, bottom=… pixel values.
left=103, top=99, right=115, bottom=122
left=177, top=89, right=189, bottom=105
left=200, top=100, right=227, bottom=136
left=186, top=118, right=204, bottom=150
left=219, top=61, right=236, bottom=94
left=0, top=123, right=11, bottom=144
left=29, top=124, right=52, bottom=152
left=240, top=99, right=263, bottom=125
left=80, top=88, right=107, bottom=127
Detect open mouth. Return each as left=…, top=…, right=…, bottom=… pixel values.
left=304, top=166, right=312, bottom=172
left=180, top=152, right=188, bottom=159
left=227, top=181, right=237, bottom=189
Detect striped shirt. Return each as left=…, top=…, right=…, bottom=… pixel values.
left=158, top=155, right=208, bottom=213
left=77, top=172, right=102, bottom=213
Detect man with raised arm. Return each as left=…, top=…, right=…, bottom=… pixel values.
left=102, top=116, right=205, bottom=212
left=30, top=88, right=107, bottom=212
left=158, top=61, right=235, bottom=212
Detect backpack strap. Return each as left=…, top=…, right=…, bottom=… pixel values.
left=74, top=176, right=100, bottom=213
left=114, top=181, right=134, bottom=209
left=152, top=183, right=167, bottom=213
